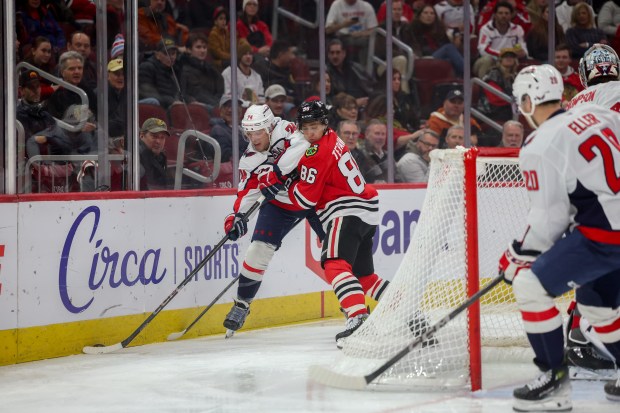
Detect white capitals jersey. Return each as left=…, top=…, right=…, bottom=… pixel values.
left=565, top=82, right=620, bottom=113
left=519, top=103, right=620, bottom=253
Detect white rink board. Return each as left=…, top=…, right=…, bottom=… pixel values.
left=2, top=187, right=428, bottom=329
left=0, top=202, right=18, bottom=330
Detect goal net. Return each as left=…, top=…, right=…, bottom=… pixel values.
left=317, top=147, right=571, bottom=391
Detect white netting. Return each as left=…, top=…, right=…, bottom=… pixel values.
left=325, top=148, right=570, bottom=390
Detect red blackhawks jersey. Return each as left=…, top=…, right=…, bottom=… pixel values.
left=289, top=128, right=380, bottom=229
left=566, top=82, right=620, bottom=113
left=232, top=118, right=307, bottom=215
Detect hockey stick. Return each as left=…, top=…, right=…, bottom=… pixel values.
left=166, top=276, right=240, bottom=341
left=83, top=196, right=265, bottom=355
left=308, top=274, right=505, bottom=390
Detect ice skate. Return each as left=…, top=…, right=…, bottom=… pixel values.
left=223, top=299, right=250, bottom=335
left=604, top=376, right=620, bottom=402
left=513, top=364, right=572, bottom=412
left=566, top=345, right=617, bottom=380
left=335, top=313, right=368, bottom=349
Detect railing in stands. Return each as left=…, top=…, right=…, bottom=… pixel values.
left=366, top=27, right=414, bottom=83
left=470, top=77, right=518, bottom=133
left=173, top=130, right=222, bottom=190
left=271, top=0, right=322, bottom=36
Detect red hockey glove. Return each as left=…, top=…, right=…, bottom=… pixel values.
left=224, top=213, right=248, bottom=241
left=499, top=240, right=540, bottom=285
left=257, top=164, right=284, bottom=201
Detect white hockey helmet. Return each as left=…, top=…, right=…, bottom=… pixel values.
left=512, top=64, right=563, bottom=129
left=242, top=104, right=275, bottom=135
left=578, top=43, right=620, bottom=88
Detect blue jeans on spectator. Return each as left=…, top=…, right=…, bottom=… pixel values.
left=432, top=43, right=464, bottom=77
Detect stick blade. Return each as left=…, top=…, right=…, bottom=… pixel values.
left=308, top=365, right=368, bottom=390
left=82, top=343, right=123, bottom=355
left=166, top=330, right=185, bottom=341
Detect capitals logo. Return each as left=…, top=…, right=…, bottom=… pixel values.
left=305, top=144, right=318, bottom=157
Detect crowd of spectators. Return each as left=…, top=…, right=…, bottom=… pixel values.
left=13, top=0, right=620, bottom=192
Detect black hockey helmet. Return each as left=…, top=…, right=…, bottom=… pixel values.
left=296, top=99, right=329, bottom=128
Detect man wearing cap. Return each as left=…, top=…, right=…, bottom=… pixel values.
left=138, top=0, right=188, bottom=52
left=221, top=39, right=265, bottom=105
left=139, top=117, right=171, bottom=190
left=264, top=84, right=290, bottom=120
left=17, top=70, right=55, bottom=142
left=138, top=35, right=182, bottom=109
left=107, top=58, right=126, bottom=133
left=427, top=88, right=481, bottom=146
left=209, top=95, right=248, bottom=163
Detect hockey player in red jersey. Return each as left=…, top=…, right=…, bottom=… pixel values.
left=264, top=99, right=390, bottom=347
left=499, top=64, right=620, bottom=410
left=222, top=104, right=325, bottom=337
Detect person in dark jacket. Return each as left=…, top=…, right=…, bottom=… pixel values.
left=208, top=94, right=248, bottom=163
left=138, top=36, right=182, bottom=109
left=17, top=70, right=55, bottom=142
left=179, top=32, right=224, bottom=111
left=106, top=58, right=126, bottom=134
left=139, top=117, right=171, bottom=190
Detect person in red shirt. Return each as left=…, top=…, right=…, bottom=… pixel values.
left=266, top=100, right=391, bottom=347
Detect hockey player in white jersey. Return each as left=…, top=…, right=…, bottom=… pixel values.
left=498, top=64, right=620, bottom=411
left=222, top=104, right=324, bottom=337
left=562, top=43, right=620, bottom=379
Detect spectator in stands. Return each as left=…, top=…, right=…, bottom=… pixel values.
left=498, top=120, right=524, bottom=147
left=253, top=40, right=297, bottom=101
left=553, top=43, right=584, bottom=103
left=66, top=0, right=96, bottom=30
left=45, top=51, right=97, bottom=127
left=556, top=0, right=595, bottom=33
left=106, top=58, right=126, bottom=133
left=374, top=0, right=412, bottom=90
left=478, top=0, right=532, bottom=34
left=442, top=125, right=465, bottom=149
left=236, top=0, right=272, bottom=57
left=110, top=33, right=125, bottom=60
left=598, top=1, right=620, bottom=40
left=310, top=71, right=334, bottom=109
left=17, top=70, right=55, bottom=141
left=264, top=84, right=291, bottom=121
left=207, top=6, right=231, bottom=71
left=526, top=3, right=566, bottom=61
left=477, top=47, right=519, bottom=126
left=402, top=4, right=464, bottom=76
left=221, top=39, right=264, bottom=105
left=433, top=0, right=476, bottom=42
left=475, top=1, right=529, bottom=78
left=23, top=36, right=57, bottom=100
left=526, top=0, right=547, bottom=20
left=328, top=92, right=359, bottom=130
left=209, top=95, right=248, bottom=163
left=180, top=32, right=224, bottom=112
left=17, top=0, right=66, bottom=54
left=427, top=88, right=481, bottom=145
left=139, top=117, right=171, bottom=190
left=106, top=0, right=125, bottom=52
left=359, top=120, right=389, bottom=183
left=326, top=38, right=371, bottom=108
left=138, top=0, right=189, bottom=52
left=138, top=36, right=182, bottom=110
left=338, top=120, right=370, bottom=174
left=396, top=129, right=439, bottom=183
left=565, top=2, right=608, bottom=58
left=65, top=32, right=97, bottom=91
left=325, top=0, right=378, bottom=65
left=377, top=0, right=414, bottom=24
left=374, top=67, right=420, bottom=132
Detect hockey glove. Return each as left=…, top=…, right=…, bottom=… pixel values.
left=224, top=213, right=248, bottom=241
left=498, top=240, right=540, bottom=285
left=257, top=164, right=285, bottom=201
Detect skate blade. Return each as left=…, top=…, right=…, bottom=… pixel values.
left=569, top=366, right=617, bottom=381
left=513, top=397, right=572, bottom=412
left=225, top=329, right=235, bottom=339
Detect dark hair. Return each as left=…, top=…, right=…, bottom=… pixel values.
left=186, top=32, right=208, bottom=49
left=270, top=39, right=292, bottom=60
left=494, top=1, right=514, bottom=14
left=555, top=43, right=571, bottom=53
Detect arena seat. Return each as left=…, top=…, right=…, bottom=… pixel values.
left=138, top=103, right=168, bottom=127
left=168, top=102, right=211, bottom=132
left=412, top=58, right=457, bottom=118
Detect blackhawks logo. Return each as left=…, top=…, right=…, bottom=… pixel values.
left=305, top=144, right=318, bottom=157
